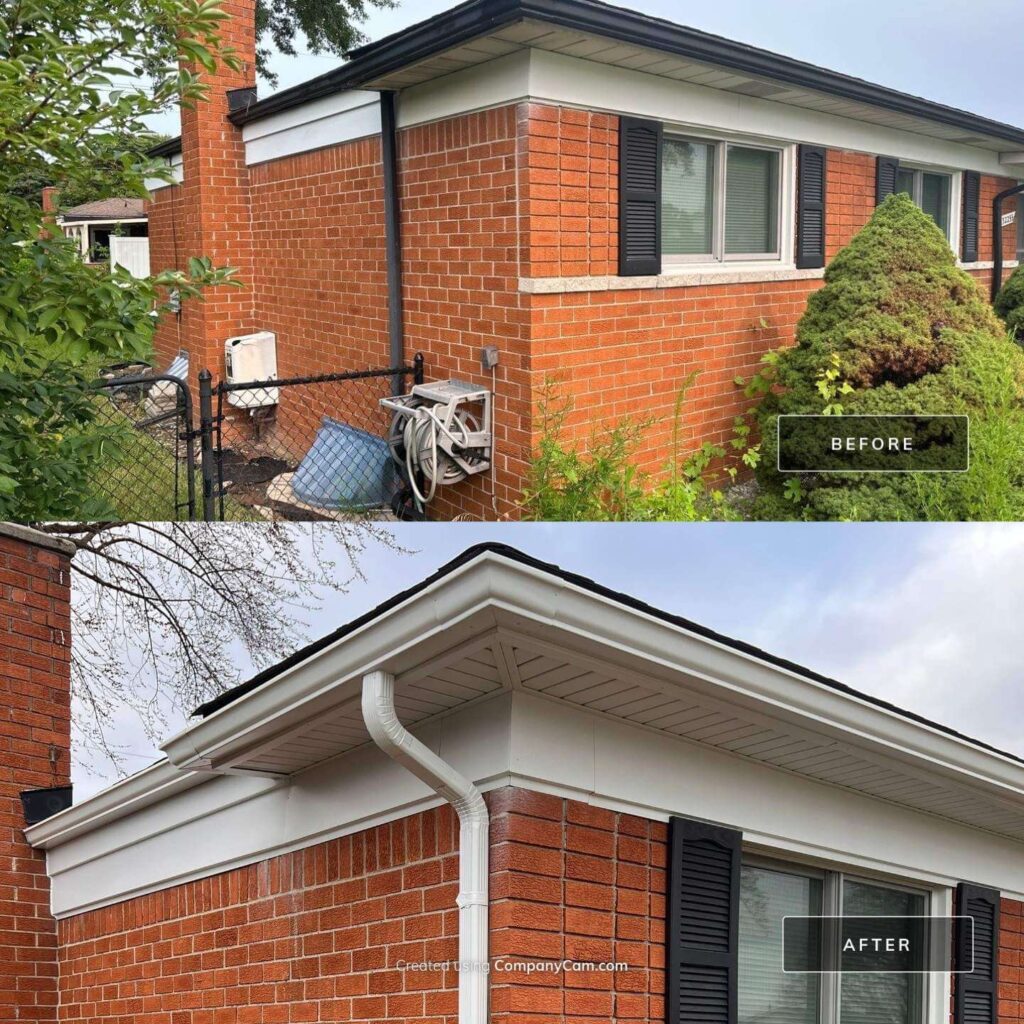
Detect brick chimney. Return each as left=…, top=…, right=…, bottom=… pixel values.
left=39, top=187, right=59, bottom=213
left=176, top=0, right=257, bottom=378
left=0, top=525, right=74, bottom=1024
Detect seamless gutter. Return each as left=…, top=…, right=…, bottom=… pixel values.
left=224, top=0, right=1024, bottom=151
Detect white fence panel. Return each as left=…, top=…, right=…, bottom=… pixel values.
left=110, top=236, right=150, bottom=278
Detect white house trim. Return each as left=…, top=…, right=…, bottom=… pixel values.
left=30, top=550, right=1024, bottom=920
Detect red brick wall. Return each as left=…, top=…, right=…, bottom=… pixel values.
left=56, top=787, right=667, bottom=1024
left=57, top=805, right=463, bottom=1023
left=148, top=183, right=188, bottom=371
left=520, top=104, right=618, bottom=279
left=400, top=106, right=531, bottom=520
left=146, top=0, right=257, bottom=384
left=0, top=530, right=72, bottom=1024
left=826, top=150, right=876, bottom=259
left=1001, top=898, right=1024, bottom=1024
left=490, top=788, right=665, bottom=1024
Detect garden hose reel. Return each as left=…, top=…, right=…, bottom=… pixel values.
left=380, top=380, right=493, bottom=507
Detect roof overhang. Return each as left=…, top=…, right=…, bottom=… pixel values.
left=227, top=0, right=1024, bottom=154
left=145, top=548, right=1024, bottom=845
left=30, top=547, right=1024, bottom=852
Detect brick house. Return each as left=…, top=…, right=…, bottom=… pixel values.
left=0, top=525, right=75, bottom=1023
left=12, top=542, right=1024, bottom=1024
left=145, top=0, right=1024, bottom=519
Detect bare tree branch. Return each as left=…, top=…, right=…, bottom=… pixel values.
left=44, top=522, right=407, bottom=779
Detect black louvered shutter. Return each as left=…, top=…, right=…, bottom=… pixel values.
left=618, top=117, right=663, bottom=276
left=668, top=817, right=741, bottom=1024
left=876, top=156, right=900, bottom=205
left=955, top=883, right=1000, bottom=1024
left=962, top=172, right=981, bottom=263
left=796, top=145, right=827, bottom=269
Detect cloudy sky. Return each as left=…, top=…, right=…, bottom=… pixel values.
left=73, top=523, right=1024, bottom=799
left=149, top=0, right=1024, bottom=136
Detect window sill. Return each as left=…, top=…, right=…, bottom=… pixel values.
left=519, top=265, right=826, bottom=294
left=959, top=259, right=1020, bottom=271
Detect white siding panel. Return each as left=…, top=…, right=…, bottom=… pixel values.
left=242, top=90, right=382, bottom=166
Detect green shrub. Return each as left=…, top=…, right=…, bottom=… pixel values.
left=753, top=193, right=1024, bottom=521
left=995, top=263, right=1024, bottom=341
left=523, top=380, right=742, bottom=522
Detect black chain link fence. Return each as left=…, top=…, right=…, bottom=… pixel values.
left=207, top=359, right=422, bottom=522
left=82, top=356, right=422, bottom=522
left=88, top=371, right=198, bottom=521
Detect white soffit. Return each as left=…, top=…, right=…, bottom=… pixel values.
left=362, top=20, right=1010, bottom=153
left=150, top=551, right=1024, bottom=845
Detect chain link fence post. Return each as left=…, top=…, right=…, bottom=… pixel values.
left=198, top=369, right=217, bottom=523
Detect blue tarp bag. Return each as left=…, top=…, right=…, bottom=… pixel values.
left=291, top=416, right=394, bottom=511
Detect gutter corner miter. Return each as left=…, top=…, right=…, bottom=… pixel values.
left=361, top=670, right=489, bottom=1024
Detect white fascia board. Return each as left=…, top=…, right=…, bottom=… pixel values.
left=41, top=695, right=511, bottom=918
left=165, top=549, right=1024, bottom=810
left=509, top=693, right=1024, bottom=899
left=238, top=53, right=533, bottom=166
left=60, top=218, right=147, bottom=228
left=396, top=49, right=532, bottom=129
left=160, top=558, right=504, bottom=771
left=24, top=760, right=205, bottom=849
left=526, top=49, right=1013, bottom=178
left=480, top=554, right=1024, bottom=803
left=242, top=89, right=381, bottom=166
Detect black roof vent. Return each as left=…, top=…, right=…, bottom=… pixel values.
left=21, top=785, right=73, bottom=826
left=226, top=86, right=257, bottom=114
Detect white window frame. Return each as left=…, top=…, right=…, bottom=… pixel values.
left=740, top=856, right=944, bottom=1024
left=661, top=129, right=796, bottom=271
left=896, top=163, right=960, bottom=248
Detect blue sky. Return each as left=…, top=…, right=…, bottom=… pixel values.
left=149, top=0, right=1024, bottom=137
left=74, top=523, right=1024, bottom=798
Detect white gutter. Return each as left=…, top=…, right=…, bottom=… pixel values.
left=361, top=670, right=488, bottom=1024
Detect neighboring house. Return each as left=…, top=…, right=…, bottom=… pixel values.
left=9, top=538, right=1024, bottom=1024
left=44, top=189, right=150, bottom=276
left=145, top=0, right=1024, bottom=519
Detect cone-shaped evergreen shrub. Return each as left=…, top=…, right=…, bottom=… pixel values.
left=995, top=263, right=1024, bottom=341
left=754, top=193, right=1024, bottom=521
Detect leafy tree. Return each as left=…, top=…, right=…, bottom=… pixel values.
left=33, top=522, right=405, bottom=777
left=8, top=131, right=173, bottom=207
left=255, top=0, right=396, bottom=85
left=753, top=194, right=1024, bottom=521
left=0, top=0, right=240, bottom=520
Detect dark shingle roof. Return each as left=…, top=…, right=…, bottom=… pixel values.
left=62, top=198, right=146, bottom=221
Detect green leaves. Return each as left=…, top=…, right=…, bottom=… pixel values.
left=0, top=0, right=243, bottom=520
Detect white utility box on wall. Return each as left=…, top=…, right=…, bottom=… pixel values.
left=224, top=331, right=279, bottom=409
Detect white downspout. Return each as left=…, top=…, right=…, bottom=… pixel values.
left=361, top=670, right=489, bottom=1024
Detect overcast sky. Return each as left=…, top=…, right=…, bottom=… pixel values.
left=73, top=523, right=1024, bottom=799
left=148, top=0, right=1024, bottom=137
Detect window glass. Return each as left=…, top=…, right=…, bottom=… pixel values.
left=725, top=147, right=779, bottom=254
left=920, top=173, right=951, bottom=236
left=739, top=865, right=822, bottom=1024
left=839, top=880, right=926, bottom=1024
left=662, top=139, right=715, bottom=256
left=896, top=169, right=916, bottom=197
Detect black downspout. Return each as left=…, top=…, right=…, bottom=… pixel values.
left=991, top=182, right=1024, bottom=303
left=380, top=90, right=405, bottom=394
